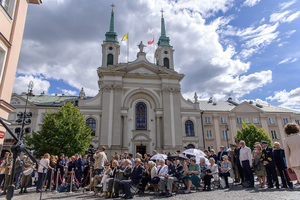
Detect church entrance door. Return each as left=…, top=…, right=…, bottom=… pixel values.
left=136, top=145, right=146, bottom=156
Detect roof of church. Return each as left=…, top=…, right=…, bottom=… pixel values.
left=19, top=94, right=79, bottom=107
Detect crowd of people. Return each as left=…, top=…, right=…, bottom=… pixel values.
left=0, top=123, right=299, bottom=199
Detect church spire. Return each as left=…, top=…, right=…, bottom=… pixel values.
left=158, top=8, right=171, bottom=47
left=105, top=3, right=118, bottom=43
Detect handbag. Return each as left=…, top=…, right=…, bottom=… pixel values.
left=286, top=168, right=298, bottom=181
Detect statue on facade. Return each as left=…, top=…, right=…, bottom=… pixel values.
left=138, top=41, right=146, bottom=53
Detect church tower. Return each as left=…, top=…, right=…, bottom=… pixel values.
left=101, top=4, right=120, bottom=68
left=155, top=9, right=174, bottom=70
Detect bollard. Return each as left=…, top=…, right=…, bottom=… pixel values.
left=89, top=166, right=93, bottom=193
left=69, top=170, right=74, bottom=193
left=55, top=171, right=60, bottom=192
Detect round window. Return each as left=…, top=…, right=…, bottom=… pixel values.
left=109, top=47, right=113, bottom=50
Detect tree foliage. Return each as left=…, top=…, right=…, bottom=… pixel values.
left=234, top=123, right=273, bottom=151
left=25, top=102, right=93, bottom=157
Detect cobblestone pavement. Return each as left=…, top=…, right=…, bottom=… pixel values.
left=0, top=185, right=299, bottom=200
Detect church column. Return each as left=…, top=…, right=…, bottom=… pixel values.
left=162, top=88, right=172, bottom=149
left=122, top=115, right=128, bottom=150
left=156, top=115, right=161, bottom=150
left=169, top=92, right=176, bottom=147
left=112, top=86, right=122, bottom=148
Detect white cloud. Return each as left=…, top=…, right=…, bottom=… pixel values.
left=270, top=11, right=300, bottom=23
left=286, top=30, right=296, bottom=37
left=279, top=0, right=296, bottom=10
left=61, top=89, right=77, bottom=96
left=243, top=0, right=261, bottom=7
left=237, top=23, right=279, bottom=58
left=267, top=87, right=300, bottom=111
left=278, top=57, right=298, bottom=64
left=13, top=75, right=50, bottom=95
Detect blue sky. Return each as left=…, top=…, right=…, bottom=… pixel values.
left=14, top=0, right=300, bottom=110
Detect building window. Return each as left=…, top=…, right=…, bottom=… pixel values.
left=269, top=118, right=275, bottom=125
left=222, top=130, right=228, bottom=140
left=283, top=118, right=288, bottom=125
left=185, top=120, right=194, bottom=137
left=0, top=0, right=15, bottom=18
left=220, top=117, right=227, bottom=124
left=237, top=117, right=242, bottom=124
left=86, top=118, right=96, bottom=136
left=271, top=130, right=278, bottom=140
left=163, top=57, right=169, bottom=68
left=208, top=146, right=214, bottom=151
left=253, top=117, right=259, bottom=124
left=136, top=102, right=147, bottom=130
left=187, top=144, right=195, bottom=149
left=295, top=120, right=300, bottom=125
left=0, top=46, right=6, bottom=83
left=107, top=54, right=113, bottom=65
left=205, top=117, right=211, bottom=124
left=206, top=130, right=212, bottom=139
left=245, top=117, right=251, bottom=124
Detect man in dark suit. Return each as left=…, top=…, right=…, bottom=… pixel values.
left=273, top=142, right=293, bottom=188
left=74, top=154, right=83, bottom=186
left=234, top=140, right=244, bottom=183
left=55, top=153, right=67, bottom=187
left=261, top=141, right=279, bottom=189
left=217, top=146, right=228, bottom=165
left=120, top=158, right=144, bottom=199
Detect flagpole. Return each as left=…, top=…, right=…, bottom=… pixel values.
left=153, top=35, right=155, bottom=64
left=127, top=33, right=129, bottom=64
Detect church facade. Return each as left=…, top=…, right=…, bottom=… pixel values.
left=78, top=8, right=204, bottom=155
left=4, top=8, right=300, bottom=157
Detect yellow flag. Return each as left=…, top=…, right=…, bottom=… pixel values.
left=122, top=33, right=128, bottom=41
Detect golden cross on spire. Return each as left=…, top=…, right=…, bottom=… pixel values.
left=111, top=3, right=115, bottom=12
left=161, top=8, right=164, bottom=17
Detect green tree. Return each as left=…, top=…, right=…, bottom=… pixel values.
left=234, top=123, right=273, bottom=151
left=25, top=102, right=93, bottom=157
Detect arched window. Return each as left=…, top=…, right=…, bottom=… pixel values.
left=136, top=102, right=147, bottom=130
left=107, top=54, right=113, bottom=65
left=163, top=57, right=169, bottom=68
left=86, top=118, right=96, bottom=136
left=185, top=120, right=194, bottom=137
left=187, top=144, right=195, bottom=149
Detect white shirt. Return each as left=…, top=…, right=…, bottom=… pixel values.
left=38, top=158, right=49, bottom=173
left=156, top=164, right=168, bottom=178
left=239, top=146, right=252, bottom=165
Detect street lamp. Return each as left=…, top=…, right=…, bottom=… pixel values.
left=225, top=125, right=229, bottom=149
left=15, top=81, right=33, bottom=141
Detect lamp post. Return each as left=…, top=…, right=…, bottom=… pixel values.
left=15, top=81, right=33, bottom=141
left=225, top=125, right=229, bottom=149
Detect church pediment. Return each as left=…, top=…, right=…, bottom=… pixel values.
left=128, top=66, right=156, bottom=75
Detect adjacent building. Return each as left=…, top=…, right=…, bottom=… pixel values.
left=0, top=0, right=41, bottom=153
